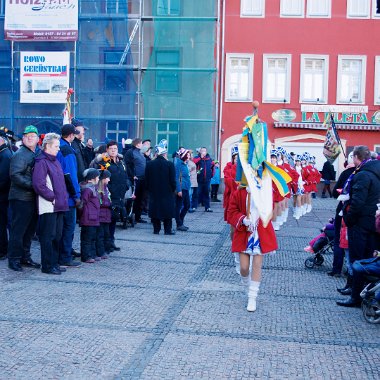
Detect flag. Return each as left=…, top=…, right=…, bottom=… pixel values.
left=323, top=114, right=341, bottom=163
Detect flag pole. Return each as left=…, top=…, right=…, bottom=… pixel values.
left=330, top=114, right=347, bottom=160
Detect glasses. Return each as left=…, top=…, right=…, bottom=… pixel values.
left=24, top=134, right=38, bottom=139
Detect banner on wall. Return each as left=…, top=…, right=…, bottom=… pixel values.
left=20, top=52, right=70, bottom=104
left=4, top=0, right=78, bottom=41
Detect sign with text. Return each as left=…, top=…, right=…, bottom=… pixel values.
left=4, top=0, right=78, bottom=41
left=20, top=52, right=70, bottom=104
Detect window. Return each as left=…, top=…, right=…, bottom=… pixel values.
left=337, top=56, right=366, bottom=104
left=347, top=0, right=370, bottom=18
left=105, top=0, right=128, bottom=14
left=280, top=0, right=304, bottom=17
left=375, top=57, right=380, bottom=105
left=300, top=55, right=329, bottom=103
left=155, top=50, right=180, bottom=93
left=106, top=121, right=129, bottom=143
left=156, top=122, right=179, bottom=153
left=263, top=54, right=291, bottom=103
left=104, top=51, right=127, bottom=91
left=157, top=0, right=180, bottom=16
left=374, top=145, right=380, bottom=153
left=372, top=0, right=380, bottom=17
left=307, top=0, right=331, bottom=18
left=240, top=0, right=265, bottom=17
left=225, top=54, right=254, bottom=102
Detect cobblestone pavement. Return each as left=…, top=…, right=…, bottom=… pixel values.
left=1, top=198, right=379, bottom=379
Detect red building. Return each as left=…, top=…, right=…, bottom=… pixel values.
left=219, top=0, right=380, bottom=174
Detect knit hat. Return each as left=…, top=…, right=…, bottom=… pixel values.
left=23, top=125, right=39, bottom=135
left=83, top=168, right=100, bottom=181
left=155, top=139, right=168, bottom=156
left=99, top=169, right=111, bottom=180
left=178, top=147, right=189, bottom=160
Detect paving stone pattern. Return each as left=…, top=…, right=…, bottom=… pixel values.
left=0, top=198, right=379, bottom=379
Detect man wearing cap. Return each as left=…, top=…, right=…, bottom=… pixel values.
left=0, top=130, right=13, bottom=260
left=56, top=124, right=82, bottom=268
left=71, top=119, right=88, bottom=182
left=145, top=140, right=176, bottom=235
left=7, top=125, right=41, bottom=271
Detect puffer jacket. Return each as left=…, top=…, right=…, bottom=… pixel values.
left=343, top=160, right=380, bottom=231
left=8, top=145, right=37, bottom=202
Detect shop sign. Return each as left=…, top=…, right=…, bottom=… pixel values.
left=20, top=52, right=70, bottom=104
left=271, top=109, right=296, bottom=122
left=4, top=0, right=78, bottom=41
left=301, top=104, right=379, bottom=124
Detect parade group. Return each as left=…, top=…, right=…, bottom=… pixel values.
left=0, top=105, right=379, bottom=313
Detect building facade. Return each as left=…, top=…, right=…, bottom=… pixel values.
left=0, top=0, right=219, bottom=156
left=220, top=0, right=380, bottom=173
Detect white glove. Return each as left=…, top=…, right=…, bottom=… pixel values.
left=243, top=217, right=250, bottom=226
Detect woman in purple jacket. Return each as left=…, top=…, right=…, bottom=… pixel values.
left=32, top=133, right=69, bottom=275
left=97, top=169, right=112, bottom=258
left=79, top=168, right=100, bottom=263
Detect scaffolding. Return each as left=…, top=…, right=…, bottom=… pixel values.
left=0, top=0, right=220, bottom=155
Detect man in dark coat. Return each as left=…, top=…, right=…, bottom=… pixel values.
left=193, top=147, right=214, bottom=212
left=8, top=125, right=41, bottom=271
left=125, top=138, right=147, bottom=223
left=321, top=160, right=335, bottom=198
left=337, top=145, right=380, bottom=307
left=145, top=140, right=176, bottom=235
left=0, top=130, right=13, bottom=260
left=71, top=119, right=88, bottom=182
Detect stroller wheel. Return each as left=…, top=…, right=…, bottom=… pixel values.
left=314, top=254, right=324, bottom=266
left=305, top=256, right=315, bottom=269
left=362, top=301, right=380, bottom=324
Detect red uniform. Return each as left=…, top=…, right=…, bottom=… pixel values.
left=309, top=166, right=322, bottom=192
left=278, top=163, right=294, bottom=199
left=302, top=165, right=313, bottom=193
left=227, top=187, right=278, bottom=254
left=223, top=162, right=237, bottom=221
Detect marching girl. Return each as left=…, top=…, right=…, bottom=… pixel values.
left=301, top=154, right=313, bottom=215
left=294, top=155, right=305, bottom=219
left=308, top=156, right=322, bottom=213
left=270, top=150, right=284, bottom=231
left=223, top=146, right=239, bottom=272
left=276, top=148, right=292, bottom=224
left=227, top=185, right=278, bottom=312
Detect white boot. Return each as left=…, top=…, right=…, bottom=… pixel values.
left=234, top=253, right=240, bottom=275
left=278, top=213, right=284, bottom=226
left=306, top=204, right=312, bottom=213
left=247, top=281, right=260, bottom=312
left=284, top=208, right=289, bottom=222
left=240, top=275, right=250, bottom=293
left=272, top=221, right=280, bottom=231
left=302, top=204, right=307, bottom=215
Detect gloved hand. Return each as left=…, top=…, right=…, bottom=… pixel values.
left=243, top=217, right=250, bottom=226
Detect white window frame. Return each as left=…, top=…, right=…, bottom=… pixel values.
left=336, top=55, right=367, bottom=104
left=347, top=0, right=371, bottom=19
left=262, top=54, right=292, bottom=103
left=372, top=0, right=380, bottom=18
left=240, top=0, right=265, bottom=18
left=299, top=54, right=329, bottom=103
left=375, top=56, right=380, bottom=105
left=225, top=53, right=254, bottom=102
left=280, top=0, right=305, bottom=18
left=306, top=0, right=331, bottom=18
left=374, top=144, right=380, bottom=153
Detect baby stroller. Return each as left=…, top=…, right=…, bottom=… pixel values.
left=304, top=218, right=335, bottom=269
left=123, top=180, right=136, bottom=228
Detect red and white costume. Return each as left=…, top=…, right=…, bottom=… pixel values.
left=227, top=187, right=278, bottom=255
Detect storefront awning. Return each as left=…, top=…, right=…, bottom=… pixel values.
left=274, top=122, right=380, bottom=131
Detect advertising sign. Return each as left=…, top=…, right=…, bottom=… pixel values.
left=4, top=0, right=78, bottom=41
left=20, top=52, right=70, bottom=104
